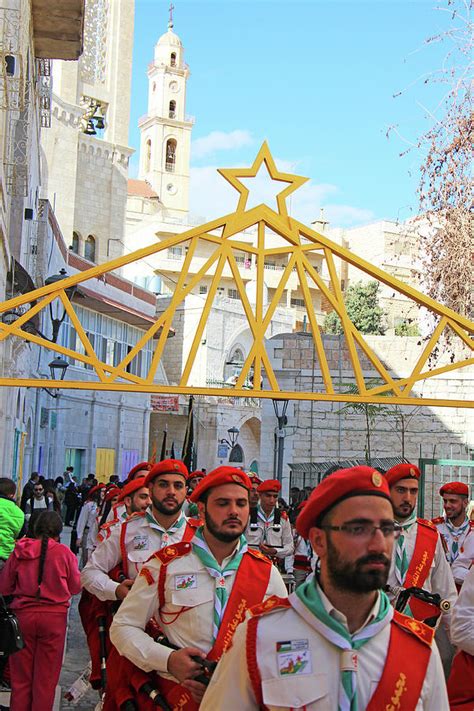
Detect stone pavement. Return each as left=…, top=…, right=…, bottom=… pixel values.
left=58, top=594, right=100, bottom=711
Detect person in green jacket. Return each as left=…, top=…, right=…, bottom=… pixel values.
left=0, top=477, right=25, bottom=568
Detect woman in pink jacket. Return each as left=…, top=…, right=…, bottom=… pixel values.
left=0, top=510, right=81, bottom=710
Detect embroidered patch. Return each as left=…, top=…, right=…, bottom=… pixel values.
left=372, top=471, right=382, bottom=487
left=276, top=640, right=311, bottom=676
left=175, top=574, right=197, bottom=590
left=132, top=535, right=149, bottom=551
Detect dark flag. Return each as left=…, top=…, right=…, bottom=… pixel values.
left=170, top=441, right=176, bottom=459
left=160, top=427, right=168, bottom=461
left=182, top=395, right=196, bottom=471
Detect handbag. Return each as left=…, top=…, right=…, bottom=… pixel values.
left=0, top=594, right=24, bottom=657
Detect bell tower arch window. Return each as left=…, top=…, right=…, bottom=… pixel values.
left=145, top=138, right=152, bottom=173
left=165, top=138, right=177, bottom=172
left=169, top=100, right=176, bottom=119
left=170, top=52, right=176, bottom=67
left=85, top=235, right=96, bottom=263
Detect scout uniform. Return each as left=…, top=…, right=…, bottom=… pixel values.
left=110, top=466, right=287, bottom=710
left=385, top=464, right=457, bottom=622
left=432, top=481, right=473, bottom=588
left=246, top=479, right=294, bottom=561
left=98, top=477, right=148, bottom=545
left=201, top=466, right=449, bottom=710
left=76, top=483, right=105, bottom=558
left=447, top=565, right=474, bottom=709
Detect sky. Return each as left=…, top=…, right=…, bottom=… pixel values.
left=130, top=1, right=458, bottom=228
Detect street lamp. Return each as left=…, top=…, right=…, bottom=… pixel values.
left=220, top=426, right=240, bottom=449
left=43, top=357, right=69, bottom=399
left=44, top=268, right=77, bottom=343
left=272, top=399, right=288, bottom=483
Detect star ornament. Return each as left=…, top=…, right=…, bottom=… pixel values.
left=218, top=141, right=308, bottom=219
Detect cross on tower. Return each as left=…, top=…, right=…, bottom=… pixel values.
left=168, top=2, right=175, bottom=28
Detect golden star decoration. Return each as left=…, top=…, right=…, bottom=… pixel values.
left=218, top=141, right=308, bottom=220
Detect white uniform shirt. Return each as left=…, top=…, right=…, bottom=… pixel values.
left=201, top=587, right=449, bottom=710
left=435, top=518, right=473, bottom=585
left=387, top=519, right=457, bottom=608
left=81, top=509, right=188, bottom=601
left=246, top=507, right=294, bottom=559
left=450, top=564, right=474, bottom=655
left=110, top=544, right=287, bottom=681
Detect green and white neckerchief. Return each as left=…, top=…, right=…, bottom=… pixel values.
left=146, top=510, right=185, bottom=548
left=294, top=580, right=392, bottom=711
left=394, top=511, right=417, bottom=585
left=192, top=527, right=247, bottom=643
left=257, top=504, right=274, bottom=525
left=444, top=517, right=470, bottom=562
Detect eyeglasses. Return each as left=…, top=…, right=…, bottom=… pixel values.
left=320, top=522, right=402, bottom=539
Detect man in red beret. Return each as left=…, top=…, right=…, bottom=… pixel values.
left=111, top=466, right=287, bottom=709
left=201, top=465, right=448, bottom=710
left=433, top=481, right=473, bottom=589
left=384, top=463, right=457, bottom=623
left=82, top=460, right=197, bottom=603
left=246, top=479, right=294, bottom=564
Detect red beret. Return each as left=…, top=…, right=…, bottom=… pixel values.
left=104, top=486, right=121, bottom=502
left=88, top=483, right=105, bottom=498
left=385, top=463, right=421, bottom=487
left=188, top=470, right=206, bottom=480
left=248, top=473, right=262, bottom=486
left=189, top=466, right=251, bottom=502
left=144, top=459, right=188, bottom=486
left=118, top=477, right=148, bottom=502
left=126, top=462, right=152, bottom=482
left=440, top=481, right=469, bottom=497
left=257, top=479, right=281, bottom=494
left=296, top=466, right=391, bottom=538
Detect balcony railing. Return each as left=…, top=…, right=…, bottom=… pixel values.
left=205, top=378, right=261, bottom=407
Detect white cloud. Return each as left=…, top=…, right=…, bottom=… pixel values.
left=192, top=130, right=254, bottom=159
left=189, top=159, right=371, bottom=229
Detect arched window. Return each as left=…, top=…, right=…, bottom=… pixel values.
left=85, top=235, right=96, bottom=262
left=169, top=100, right=176, bottom=119
left=170, top=52, right=176, bottom=67
left=71, top=231, right=80, bottom=254
left=145, top=139, right=152, bottom=173
left=165, top=138, right=177, bottom=172
left=229, top=444, right=244, bottom=464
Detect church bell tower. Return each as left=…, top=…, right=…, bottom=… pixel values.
left=138, top=7, right=193, bottom=216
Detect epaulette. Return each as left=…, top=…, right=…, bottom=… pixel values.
left=248, top=595, right=291, bottom=618
left=431, top=516, right=444, bottom=525
left=246, top=548, right=272, bottom=564
left=417, top=518, right=437, bottom=531
left=148, top=540, right=192, bottom=565
left=281, top=511, right=289, bottom=520
left=99, top=518, right=118, bottom=532
left=186, top=517, right=202, bottom=528
left=392, top=610, right=434, bottom=648
left=122, top=510, right=146, bottom=524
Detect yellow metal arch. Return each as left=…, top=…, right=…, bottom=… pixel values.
left=0, top=143, right=472, bottom=407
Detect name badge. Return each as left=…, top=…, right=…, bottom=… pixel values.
left=276, top=639, right=311, bottom=676
left=132, top=535, right=149, bottom=551
left=175, top=574, right=197, bottom=590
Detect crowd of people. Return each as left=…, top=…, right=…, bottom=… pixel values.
left=0, top=460, right=472, bottom=710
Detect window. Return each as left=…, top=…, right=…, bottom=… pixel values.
left=168, top=246, right=183, bottom=259
left=71, top=231, right=80, bottom=254
left=85, top=235, right=96, bottom=262
left=170, top=52, right=176, bottom=67
left=228, top=289, right=240, bottom=300
left=145, top=139, right=152, bottom=173
left=169, top=100, right=176, bottom=119
left=291, top=298, right=305, bottom=308
left=199, top=285, right=207, bottom=294
left=165, top=138, right=177, bottom=172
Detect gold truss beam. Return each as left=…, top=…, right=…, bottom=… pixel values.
left=0, top=142, right=472, bottom=408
